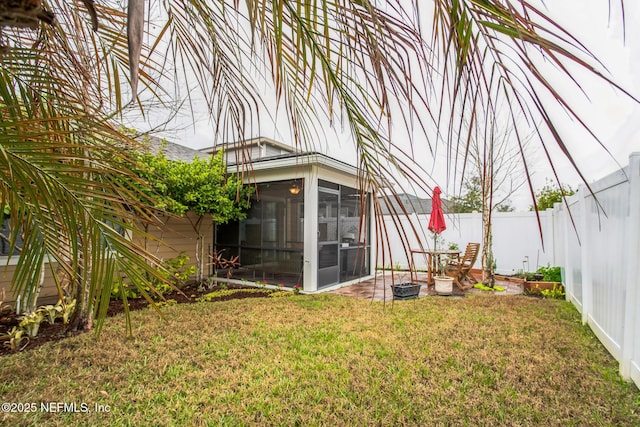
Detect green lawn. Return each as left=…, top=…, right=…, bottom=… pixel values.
left=1, top=294, right=638, bottom=426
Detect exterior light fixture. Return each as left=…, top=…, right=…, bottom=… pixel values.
left=289, top=184, right=301, bottom=195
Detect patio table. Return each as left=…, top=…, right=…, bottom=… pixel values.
left=410, top=249, right=461, bottom=287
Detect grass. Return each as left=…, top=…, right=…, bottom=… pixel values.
left=0, top=294, right=639, bottom=426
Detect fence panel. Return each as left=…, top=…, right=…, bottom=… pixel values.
left=562, top=196, right=584, bottom=311
left=582, top=171, right=629, bottom=360
left=378, top=211, right=555, bottom=274
left=552, top=152, right=639, bottom=386
left=621, top=153, right=640, bottom=384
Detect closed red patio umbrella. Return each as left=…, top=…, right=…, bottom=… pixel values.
left=428, top=186, right=448, bottom=283
left=428, top=186, right=446, bottom=249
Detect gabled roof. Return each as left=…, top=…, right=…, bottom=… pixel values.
left=379, top=193, right=433, bottom=215
left=144, top=136, right=361, bottom=182
left=380, top=193, right=453, bottom=215
left=200, top=137, right=362, bottom=177
left=143, top=135, right=209, bottom=162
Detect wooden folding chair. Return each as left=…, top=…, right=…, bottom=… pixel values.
left=445, top=243, right=480, bottom=291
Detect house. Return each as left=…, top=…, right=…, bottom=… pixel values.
left=0, top=225, right=59, bottom=307
left=203, top=137, right=375, bottom=292
left=145, top=136, right=375, bottom=292
left=0, top=137, right=375, bottom=306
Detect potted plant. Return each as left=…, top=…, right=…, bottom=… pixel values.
left=523, top=265, right=564, bottom=296
left=434, top=257, right=454, bottom=295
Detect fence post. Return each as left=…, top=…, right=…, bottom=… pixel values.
left=621, top=152, right=640, bottom=381
left=578, top=184, right=592, bottom=325
left=554, top=202, right=570, bottom=302
left=548, top=208, right=556, bottom=267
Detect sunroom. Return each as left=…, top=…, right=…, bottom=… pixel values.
left=207, top=138, right=375, bottom=293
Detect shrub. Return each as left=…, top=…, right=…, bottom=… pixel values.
left=196, top=289, right=270, bottom=302
left=161, top=253, right=197, bottom=286
left=111, top=279, right=140, bottom=299
left=536, top=265, right=562, bottom=282
left=111, top=253, right=197, bottom=300
left=541, top=283, right=565, bottom=299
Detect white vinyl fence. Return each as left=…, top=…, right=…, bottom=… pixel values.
left=378, top=152, right=640, bottom=386
left=378, top=210, right=555, bottom=275
left=552, top=152, right=640, bottom=386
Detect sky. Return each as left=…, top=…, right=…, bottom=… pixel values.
left=534, top=1, right=640, bottom=183
left=133, top=1, right=640, bottom=211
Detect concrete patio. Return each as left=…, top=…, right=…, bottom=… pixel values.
left=329, top=270, right=523, bottom=301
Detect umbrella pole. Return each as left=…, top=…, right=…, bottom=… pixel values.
left=432, top=233, right=436, bottom=279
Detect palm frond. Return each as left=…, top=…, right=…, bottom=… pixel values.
left=0, top=0, right=633, bottom=326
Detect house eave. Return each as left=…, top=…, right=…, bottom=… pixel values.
left=226, top=152, right=359, bottom=177
left=199, top=136, right=298, bottom=155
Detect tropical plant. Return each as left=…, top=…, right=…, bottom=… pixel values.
left=39, top=304, right=63, bottom=325
left=160, top=253, right=198, bottom=288
left=0, top=81, right=166, bottom=332
left=1, top=327, right=29, bottom=353
left=19, top=311, right=44, bottom=338
left=61, top=299, right=76, bottom=325
left=0, top=1, right=632, bottom=333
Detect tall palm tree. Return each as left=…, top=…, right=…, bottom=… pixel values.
left=0, top=1, right=632, bottom=330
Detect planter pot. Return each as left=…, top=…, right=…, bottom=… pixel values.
left=524, top=281, right=564, bottom=295
left=434, top=276, right=454, bottom=295
left=391, top=282, right=422, bottom=300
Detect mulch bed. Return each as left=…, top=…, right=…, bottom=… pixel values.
left=0, top=282, right=275, bottom=357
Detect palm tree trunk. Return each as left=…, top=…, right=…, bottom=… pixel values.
left=69, top=265, right=91, bottom=330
